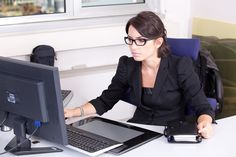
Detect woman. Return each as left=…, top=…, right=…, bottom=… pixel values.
left=64, top=11, right=214, bottom=138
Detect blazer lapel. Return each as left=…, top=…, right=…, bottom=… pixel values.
left=130, top=61, right=142, bottom=105
left=153, top=57, right=169, bottom=96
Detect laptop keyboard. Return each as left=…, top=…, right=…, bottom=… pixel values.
left=66, top=124, right=122, bottom=156
left=61, top=90, right=73, bottom=107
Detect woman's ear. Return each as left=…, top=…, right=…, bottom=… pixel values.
left=155, top=37, right=164, bottom=48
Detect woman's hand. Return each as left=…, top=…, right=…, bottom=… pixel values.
left=197, top=121, right=213, bottom=138
left=197, top=114, right=213, bottom=138
left=64, top=108, right=80, bottom=118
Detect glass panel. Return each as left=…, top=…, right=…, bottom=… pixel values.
left=82, top=0, right=145, bottom=7
left=0, top=0, right=65, bottom=17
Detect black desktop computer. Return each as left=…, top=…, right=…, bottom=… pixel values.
left=0, top=56, right=68, bottom=155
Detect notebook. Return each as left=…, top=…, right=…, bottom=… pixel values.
left=164, top=120, right=202, bottom=143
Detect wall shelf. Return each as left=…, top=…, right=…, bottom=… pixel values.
left=59, top=63, right=117, bottom=78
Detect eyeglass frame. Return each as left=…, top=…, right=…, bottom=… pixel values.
left=124, top=36, right=153, bottom=46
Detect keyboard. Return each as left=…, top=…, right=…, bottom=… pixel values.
left=61, top=90, right=73, bottom=107
left=66, top=124, right=122, bottom=156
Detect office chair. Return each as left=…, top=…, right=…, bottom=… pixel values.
left=121, top=38, right=223, bottom=115
left=167, top=38, right=223, bottom=114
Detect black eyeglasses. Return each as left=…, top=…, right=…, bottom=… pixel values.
left=124, top=36, right=152, bottom=46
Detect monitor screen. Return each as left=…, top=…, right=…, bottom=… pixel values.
left=0, top=56, right=68, bottom=155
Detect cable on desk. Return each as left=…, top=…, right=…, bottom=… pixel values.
left=0, top=122, right=39, bottom=155
left=0, top=112, right=8, bottom=126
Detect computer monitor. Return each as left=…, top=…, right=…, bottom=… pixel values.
left=0, top=56, right=68, bottom=155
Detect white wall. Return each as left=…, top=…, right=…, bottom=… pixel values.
left=161, top=0, right=192, bottom=37
left=192, top=0, right=236, bottom=24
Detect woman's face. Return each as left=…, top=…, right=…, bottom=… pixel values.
left=127, top=25, right=162, bottom=61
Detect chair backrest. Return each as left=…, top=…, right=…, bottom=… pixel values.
left=166, top=38, right=219, bottom=115
left=167, top=38, right=200, bottom=60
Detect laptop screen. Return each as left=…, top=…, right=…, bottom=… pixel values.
left=78, top=119, right=143, bottom=142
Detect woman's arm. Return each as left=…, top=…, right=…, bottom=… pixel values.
left=177, top=57, right=215, bottom=138
left=64, top=102, right=96, bottom=118
left=64, top=56, right=130, bottom=118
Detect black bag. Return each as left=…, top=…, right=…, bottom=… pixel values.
left=195, top=49, right=224, bottom=113
left=30, top=45, right=56, bottom=66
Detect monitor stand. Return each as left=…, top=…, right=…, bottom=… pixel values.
left=4, top=118, right=63, bottom=155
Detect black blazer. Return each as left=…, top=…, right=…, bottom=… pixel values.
left=90, top=55, right=215, bottom=125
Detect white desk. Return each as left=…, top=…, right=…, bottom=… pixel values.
left=1, top=116, right=236, bottom=157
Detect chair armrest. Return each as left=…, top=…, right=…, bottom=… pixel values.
left=213, top=69, right=224, bottom=112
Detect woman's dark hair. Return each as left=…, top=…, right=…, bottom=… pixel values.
left=125, top=11, right=169, bottom=57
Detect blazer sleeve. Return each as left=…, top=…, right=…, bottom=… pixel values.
left=177, top=57, right=215, bottom=120
left=89, top=56, right=129, bottom=115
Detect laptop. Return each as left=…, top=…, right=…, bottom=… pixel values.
left=66, top=116, right=162, bottom=156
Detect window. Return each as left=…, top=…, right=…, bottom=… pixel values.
left=0, top=0, right=160, bottom=27
left=0, top=0, right=65, bottom=17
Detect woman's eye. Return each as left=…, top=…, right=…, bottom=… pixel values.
left=137, top=39, right=146, bottom=43
left=128, top=38, right=133, bottom=42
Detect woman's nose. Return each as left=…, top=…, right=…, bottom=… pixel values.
left=129, top=43, right=138, bottom=49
